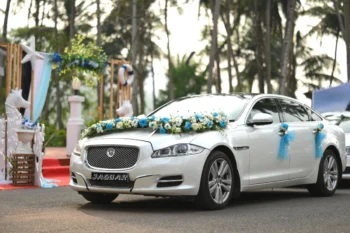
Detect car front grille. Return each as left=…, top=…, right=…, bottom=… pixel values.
left=86, top=146, right=139, bottom=169
left=344, top=167, right=350, bottom=174
left=89, top=180, right=134, bottom=189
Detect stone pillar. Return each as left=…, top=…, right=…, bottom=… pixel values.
left=66, top=95, right=85, bottom=157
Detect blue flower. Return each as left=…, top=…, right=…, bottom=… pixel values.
left=114, top=118, right=121, bottom=123
left=212, top=112, right=218, bottom=117
left=195, top=113, right=203, bottom=120
left=160, top=128, right=166, bottom=134
left=149, top=115, right=156, bottom=121
left=207, top=120, right=213, bottom=128
left=139, top=118, right=148, bottom=127
left=219, top=120, right=226, bottom=128
left=161, top=117, right=170, bottom=123
left=53, top=53, right=61, bottom=63
left=281, top=123, right=289, bottom=131
left=184, top=121, right=192, bottom=130
left=106, top=123, right=113, bottom=131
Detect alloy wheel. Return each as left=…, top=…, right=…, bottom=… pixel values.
left=208, top=158, right=232, bottom=204
left=323, top=155, right=338, bottom=191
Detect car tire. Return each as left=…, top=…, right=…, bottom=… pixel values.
left=307, top=149, right=340, bottom=197
left=195, top=150, right=235, bottom=210
left=80, top=192, right=119, bottom=204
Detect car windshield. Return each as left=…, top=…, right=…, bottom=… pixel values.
left=149, top=95, right=248, bottom=121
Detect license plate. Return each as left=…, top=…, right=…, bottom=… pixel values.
left=91, top=172, right=129, bottom=182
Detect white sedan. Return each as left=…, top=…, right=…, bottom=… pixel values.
left=70, top=94, right=346, bottom=210
left=322, top=112, right=350, bottom=178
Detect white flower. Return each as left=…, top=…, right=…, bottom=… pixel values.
left=192, top=123, right=199, bottom=131
left=164, top=123, right=171, bottom=130
left=132, top=119, right=139, bottom=127
left=190, top=116, right=197, bottom=123
left=175, top=117, right=183, bottom=126
left=175, top=127, right=182, bottom=133
left=116, top=122, right=123, bottom=129
left=149, top=121, right=158, bottom=130
left=203, top=117, right=209, bottom=124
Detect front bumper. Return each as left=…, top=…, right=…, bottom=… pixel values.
left=343, top=155, right=350, bottom=179
left=70, top=139, right=210, bottom=196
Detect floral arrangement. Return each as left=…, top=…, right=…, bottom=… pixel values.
left=315, top=122, right=326, bottom=158
left=81, top=112, right=229, bottom=139
left=279, top=123, right=295, bottom=160
left=51, top=34, right=108, bottom=87
left=21, top=119, right=38, bottom=130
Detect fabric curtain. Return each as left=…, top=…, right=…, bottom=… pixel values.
left=24, top=53, right=52, bottom=121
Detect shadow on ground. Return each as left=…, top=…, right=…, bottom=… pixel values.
left=78, top=188, right=315, bottom=214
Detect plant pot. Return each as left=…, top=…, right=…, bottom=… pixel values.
left=16, top=129, right=35, bottom=154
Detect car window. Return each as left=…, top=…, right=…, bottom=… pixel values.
left=279, top=99, right=310, bottom=122
left=248, top=98, right=281, bottom=123
left=305, top=107, right=323, bottom=121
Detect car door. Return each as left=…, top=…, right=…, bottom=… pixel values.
left=278, top=99, right=315, bottom=179
left=246, top=98, right=289, bottom=185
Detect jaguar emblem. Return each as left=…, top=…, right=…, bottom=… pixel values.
left=106, top=148, right=116, bottom=158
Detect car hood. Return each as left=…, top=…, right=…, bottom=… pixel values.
left=85, top=128, right=199, bottom=151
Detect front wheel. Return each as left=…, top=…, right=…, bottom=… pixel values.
left=307, top=149, right=340, bottom=196
left=80, top=192, right=119, bottom=204
left=195, top=150, right=235, bottom=210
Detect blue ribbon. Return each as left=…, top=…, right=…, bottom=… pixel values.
left=279, top=125, right=295, bottom=160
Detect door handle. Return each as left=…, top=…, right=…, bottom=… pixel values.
left=279, top=132, right=285, bottom=136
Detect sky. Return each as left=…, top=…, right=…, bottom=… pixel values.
left=0, top=0, right=348, bottom=114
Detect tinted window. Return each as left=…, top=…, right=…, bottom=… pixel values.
left=149, top=96, right=248, bottom=121
left=249, top=98, right=281, bottom=123
left=279, top=99, right=310, bottom=122
left=305, top=107, right=323, bottom=121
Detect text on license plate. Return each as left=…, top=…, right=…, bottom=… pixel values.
left=91, top=173, right=129, bottom=181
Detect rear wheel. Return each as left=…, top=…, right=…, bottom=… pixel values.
left=195, top=150, right=235, bottom=210
left=80, top=192, right=118, bottom=204
left=307, top=149, right=340, bottom=196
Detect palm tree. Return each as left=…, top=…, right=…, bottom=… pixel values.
left=207, top=0, right=221, bottom=93
left=279, top=0, right=297, bottom=95
left=2, top=0, right=11, bottom=42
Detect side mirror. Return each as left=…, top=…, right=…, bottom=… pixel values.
left=248, top=113, right=273, bottom=126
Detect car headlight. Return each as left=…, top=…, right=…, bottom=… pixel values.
left=151, top=144, right=204, bottom=158
left=73, top=142, right=82, bottom=156
left=346, top=146, right=350, bottom=155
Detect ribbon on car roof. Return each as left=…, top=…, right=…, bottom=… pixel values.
left=315, top=123, right=326, bottom=159
left=279, top=123, right=295, bottom=160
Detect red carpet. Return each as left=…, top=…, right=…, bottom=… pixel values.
left=0, top=157, right=70, bottom=190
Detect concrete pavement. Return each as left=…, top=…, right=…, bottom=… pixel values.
left=0, top=180, right=349, bottom=233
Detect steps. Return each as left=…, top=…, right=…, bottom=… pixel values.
left=42, top=158, right=70, bottom=179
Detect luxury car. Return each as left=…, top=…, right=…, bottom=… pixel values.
left=322, top=111, right=350, bottom=178
left=70, top=94, right=346, bottom=210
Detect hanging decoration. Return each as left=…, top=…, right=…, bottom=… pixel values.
left=315, top=123, right=326, bottom=159
left=81, top=111, right=229, bottom=139
left=51, top=34, right=108, bottom=87
left=279, top=123, right=295, bottom=160
left=20, top=36, right=44, bottom=70
left=118, top=64, right=134, bottom=86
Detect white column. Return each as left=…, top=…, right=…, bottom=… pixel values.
left=66, top=95, right=85, bottom=157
